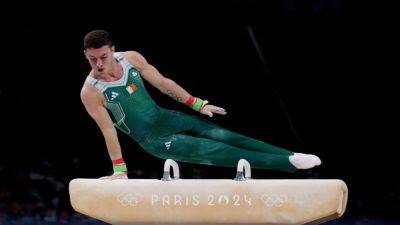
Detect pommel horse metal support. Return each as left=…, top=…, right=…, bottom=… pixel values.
left=69, top=159, right=348, bottom=225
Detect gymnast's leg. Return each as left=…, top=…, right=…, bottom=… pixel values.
left=149, top=109, right=321, bottom=170
left=182, top=113, right=322, bottom=168
left=189, top=115, right=294, bottom=156
left=145, top=133, right=297, bottom=173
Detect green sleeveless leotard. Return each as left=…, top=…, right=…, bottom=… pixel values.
left=85, top=52, right=296, bottom=172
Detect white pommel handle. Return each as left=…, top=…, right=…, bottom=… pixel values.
left=162, top=159, right=180, bottom=181
left=235, top=159, right=251, bottom=181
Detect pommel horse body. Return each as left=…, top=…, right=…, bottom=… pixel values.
left=69, top=159, right=348, bottom=225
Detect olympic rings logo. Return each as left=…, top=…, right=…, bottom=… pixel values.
left=260, top=194, right=287, bottom=207
left=117, top=193, right=143, bottom=207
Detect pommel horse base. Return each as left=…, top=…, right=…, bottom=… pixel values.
left=69, top=159, right=348, bottom=225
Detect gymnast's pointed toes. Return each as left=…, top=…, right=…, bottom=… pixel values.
left=289, top=153, right=322, bottom=169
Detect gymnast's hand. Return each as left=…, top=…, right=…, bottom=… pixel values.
left=99, top=172, right=128, bottom=180
left=200, top=100, right=227, bottom=117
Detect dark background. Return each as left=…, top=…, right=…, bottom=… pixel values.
left=1, top=0, right=399, bottom=224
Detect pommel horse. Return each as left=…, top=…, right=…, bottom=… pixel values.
left=69, top=159, right=348, bottom=225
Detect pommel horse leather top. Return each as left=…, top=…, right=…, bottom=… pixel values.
left=69, top=159, right=348, bottom=225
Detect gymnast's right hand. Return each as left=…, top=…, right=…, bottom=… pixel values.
left=99, top=172, right=128, bottom=180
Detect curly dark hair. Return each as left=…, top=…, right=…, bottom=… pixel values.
left=83, top=30, right=113, bottom=49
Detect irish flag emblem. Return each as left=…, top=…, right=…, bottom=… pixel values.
left=126, top=83, right=137, bottom=94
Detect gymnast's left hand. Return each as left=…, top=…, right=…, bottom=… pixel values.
left=99, top=172, right=128, bottom=180
left=200, top=100, right=227, bottom=117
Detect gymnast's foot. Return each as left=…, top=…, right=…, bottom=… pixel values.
left=289, top=153, right=321, bottom=169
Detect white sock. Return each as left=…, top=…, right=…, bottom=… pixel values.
left=289, top=153, right=322, bottom=169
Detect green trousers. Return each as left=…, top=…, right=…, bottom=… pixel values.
left=140, top=109, right=296, bottom=173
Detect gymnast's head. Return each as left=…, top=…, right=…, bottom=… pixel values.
left=83, top=30, right=115, bottom=74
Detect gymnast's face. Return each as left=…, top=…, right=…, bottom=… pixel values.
left=84, top=45, right=115, bottom=75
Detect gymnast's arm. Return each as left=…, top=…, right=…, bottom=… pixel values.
left=123, top=51, right=227, bottom=117
left=80, top=84, right=128, bottom=180
left=123, top=51, right=191, bottom=103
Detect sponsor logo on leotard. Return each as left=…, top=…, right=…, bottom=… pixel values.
left=164, top=141, right=172, bottom=150
left=111, top=92, right=119, bottom=100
